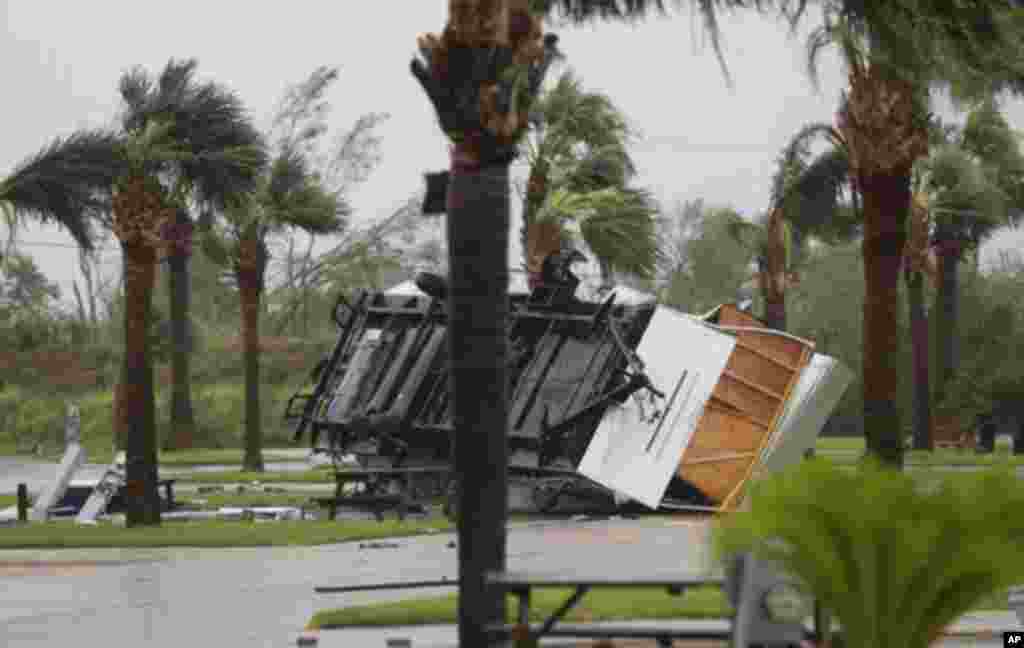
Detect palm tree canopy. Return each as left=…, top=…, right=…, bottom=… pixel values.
left=0, top=130, right=125, bottom=251
left=118, top=58, right=268, bottom=214
left=260, top=148, right=347, bottom=235
left=526, top=69, right=636, bottom=183
left=802, top=1, right=1024, bottom=103
left=536, top=0, right=780, bottom=82
left=961, top=98, right=1024, bottom=225
left=535, top=185, right=662, bottom=278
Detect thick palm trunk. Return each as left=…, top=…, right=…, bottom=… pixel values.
left=239, top=236, right=264, bottom=473
left=165, top=224, right=196, bottom=450
left=447, top=152, right=509, bottom=648
left=122, top=242, right=161, bottom=526
left=521, top=158, right=550, bottom=276
left=906, top=267, right=933, bottom=450
left=860, top=172, right=911, bottom=468
left=763, top=208, right=787, bottom=331
left=933, top=234, right=962, bottom=406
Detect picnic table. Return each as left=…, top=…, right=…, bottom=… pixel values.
left=484, top=569, right=730, bottom=647
left=313, top=466, right=447, bottom=521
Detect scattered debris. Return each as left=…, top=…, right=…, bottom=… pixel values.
left=359, top=541, right=401, bottom=550
left=446, top=541, right=456, bottom=549
left=264, top=486, right=287, bottom=494
left=197, top=485, right=224, bottom=494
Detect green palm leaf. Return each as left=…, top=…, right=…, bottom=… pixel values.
left=714, top=460, right=1024, bottom=648
left=0, top=130, right=124, bottom=251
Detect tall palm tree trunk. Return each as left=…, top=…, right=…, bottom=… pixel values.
left=933, top=232, right=962, bottom=406
left=521, top=159, right=551, bottom=274
left=906, top=267, right=933, bottom=450
left=763, top=208, right=787, bottom=331
left=447, top=148, right=509, bottom=648
left=122, top=242, right=162, bottom=526
left=239, top=235, right=264, bottom=473
left=860, top=171, right=911, bottom=468
left=166, top=209, right=196, bottom=450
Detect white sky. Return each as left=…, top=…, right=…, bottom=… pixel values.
left=3, top=1, right=1023, bottom=307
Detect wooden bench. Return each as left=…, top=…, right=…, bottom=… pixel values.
left=484, top=569, right=731, bottom=647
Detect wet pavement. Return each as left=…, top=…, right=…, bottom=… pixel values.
left=0, top=518, right=716, bottom=648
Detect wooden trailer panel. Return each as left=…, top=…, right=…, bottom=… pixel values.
left=677, top=316, right=814, bottom=510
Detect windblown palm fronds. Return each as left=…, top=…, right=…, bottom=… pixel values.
left=536, top=186, right=661, bottom=278
left=0, top=131, right=124, bottom=251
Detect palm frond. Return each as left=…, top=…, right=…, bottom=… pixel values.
left=536, top=0, right=783, bottom=85
left=0, top=130, right=124, bottom=251
left=533, top=70, right=636, bottom=166
left=714, top=461, right=1024, bottom=648
left=537, top=186, right=662, bottom=278
left=168, top=79, right=268, bottom=208
left=119, top=58, right=268, bottom=210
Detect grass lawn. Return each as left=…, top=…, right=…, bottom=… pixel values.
left=0, top=517, right=454, bottom=549
left=178, top=492, right=332, bottom=510
left=308, top=585, right=729, bottom=629
left=815, top=438, right=865, bottom=452
left=0, top=495, right=16, bottom=508
left=158, top=448, right=305, bottom=466
left=307, top=585, right=1014, bottom=630
left=173, top=468, right=335, bottom=484
left=815, top=437, right=1024, bottom=466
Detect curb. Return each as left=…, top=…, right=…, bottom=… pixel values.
left=296, top=614, right=1022, bottom=646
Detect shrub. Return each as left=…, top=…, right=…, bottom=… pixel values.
left=713, top=459, right=1024, bottom=648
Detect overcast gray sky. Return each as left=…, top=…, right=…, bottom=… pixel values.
left=3, top=1, right=1023, bottom=306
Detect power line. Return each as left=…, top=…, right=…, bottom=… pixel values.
left=5, top=240, right=120, bottom=252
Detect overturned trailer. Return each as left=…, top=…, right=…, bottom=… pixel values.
left=286, top=263, right=852, bottom=516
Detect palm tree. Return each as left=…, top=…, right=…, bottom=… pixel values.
left=110, top=59, right=267, bottom=526
left=201, top=148, right=343, bottom=473
left=519, top=69, right=646, bottom=285
left=779, top=120, right=1005, bottom=452
left=142, top=66, right=268, bottom=452
left=0, top=131, right=123, bottom=254
left=411, top=3, right=561, bottom=645
left=933, top=100, right=1024, bottom=410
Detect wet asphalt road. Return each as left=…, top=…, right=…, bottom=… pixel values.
left=0, top=514, right=714, bottom=648
left=2, top=456, right=1022, bottom=647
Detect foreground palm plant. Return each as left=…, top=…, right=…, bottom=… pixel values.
left=411, top=2, right=561, bottom=644
left=714, top=459, right=1024, bottom=648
